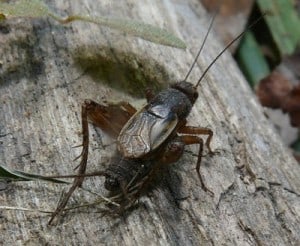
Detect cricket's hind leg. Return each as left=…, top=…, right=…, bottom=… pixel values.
left=49, top=100, right=137, bottom=224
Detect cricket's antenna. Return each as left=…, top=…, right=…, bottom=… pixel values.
left=195, top=13, right=266, bottom=88
left=183, top=11, right=218, bottom=82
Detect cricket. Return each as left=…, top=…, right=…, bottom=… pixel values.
left=48, top=10, right=264, bottom=224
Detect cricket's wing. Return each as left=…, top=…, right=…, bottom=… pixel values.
left=117, top=105, right=178, bottom=158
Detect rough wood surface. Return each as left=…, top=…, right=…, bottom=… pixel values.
left=1, top=0, right=299, bottom=245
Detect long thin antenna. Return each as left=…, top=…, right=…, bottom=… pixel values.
left=183, top=11, right=218, bottom=82
left=195, top=13, right=266, bottom=88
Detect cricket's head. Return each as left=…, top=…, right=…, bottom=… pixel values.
left=171, top=81, right=198, bottom=104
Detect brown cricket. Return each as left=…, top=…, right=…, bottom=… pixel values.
left=48, top=13, right=264, bottom=224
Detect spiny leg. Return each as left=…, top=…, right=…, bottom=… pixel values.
left=49, top=101, right=90, bottom=224
left=178, top=126, right=214, bottom=154
left=122, top=168, right=158, bottom=210
left=180, top=135, right=214, bottom=196
left=49, top=100, right=137, bottom=224
left=101, top=173, right=147, bottom=214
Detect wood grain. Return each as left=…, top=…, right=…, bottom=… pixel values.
left=0, top=0, right=299, bottom=245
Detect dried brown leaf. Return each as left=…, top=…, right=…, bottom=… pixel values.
left=281, top=85, right=300, bottom=127
left=256, top=71, right=293, bottom=108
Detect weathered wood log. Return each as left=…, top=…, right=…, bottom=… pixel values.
left=0, top=0, right=299, bottom=245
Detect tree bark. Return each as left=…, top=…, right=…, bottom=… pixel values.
left=0, top=0, right=299, bottom=245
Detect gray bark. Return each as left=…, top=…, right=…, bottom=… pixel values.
left=0, top=0, right=299, bottom=245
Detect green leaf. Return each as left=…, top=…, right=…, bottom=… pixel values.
left=61, top=15, right=186, bottom=49
left=0, top=0, right=186, bottom=49
left=0, top=0, right=50, bottom=18
left=0, top=165, right=68, bottom=184
left=257, top=0, right=300, bottom=56
left=236, top=31, right=270, bottom=87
